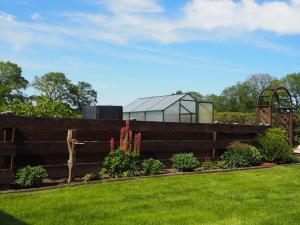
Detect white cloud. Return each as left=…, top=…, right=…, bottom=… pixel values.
left=30, top=12, right=41, bottom=20
left=98, top=0, right=163, bottom=13
left=0, top=11, right=16, bottom=23
left=0, top=0, right=300, bottom=53
left=182, top=0, right=300, bottom=34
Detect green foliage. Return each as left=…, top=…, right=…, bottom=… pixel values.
left=199, top=160, right=229, bottom=170
left=32, top=72, right=71, bottom=101
left=7, top=97, right=77, bottom=118
left=293, top=114, right=300, bottom=145
left=32, top=73, right=97, bottom=111
left=83, top=173, right=100, bottom=182
left=171, top=153, right=199, bottom=171
left=141, top=159, right=164, bottom=175
left=15, top=166, right=48, bottom=187
left=221, top=141, right=262, bottom=168
left=201, top=161, right=219, bottom=170
left=214, top=112, right=256, bottom=125
left=0, top=61, right=28, bottom=105
left=281, top=73, right=300, bottom=112
left=68, top=82, right=97, bottom=111
left=258, top=128, right=292, bottom=164
left=103, top=148, right=139, bottom=178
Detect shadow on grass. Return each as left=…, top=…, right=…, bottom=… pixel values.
left=0, top=211, right=29, bottom=225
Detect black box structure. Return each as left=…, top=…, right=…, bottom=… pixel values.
left=82, top=106, right=123, bottom=120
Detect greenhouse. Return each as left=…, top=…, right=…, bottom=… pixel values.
left=123, top=94, right=213, bottom=123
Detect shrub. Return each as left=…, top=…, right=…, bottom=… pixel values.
left=214, top=112, right=256, bottom=125
left=171, top=153, right=199, bottom=171
left=201, top=161, right=218, bottom=170
left=83, top=173, right=100, bottom=182
left=221, top=141, right=262, bottom=168
left=258, top=128, right=292, bottom=164
left=15, top=165, right=48, bottom=187
left=102, top=148, right=139, bottom=178
left=142, top=159, right=164, bottom=175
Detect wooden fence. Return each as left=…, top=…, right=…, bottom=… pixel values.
left=0, top=115, right=269, bottom=184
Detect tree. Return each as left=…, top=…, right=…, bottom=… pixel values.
left=32, top=72, right=71, bottom=101
left=68, top=82, right=97, bottom=111
left=0, top=61, right=28, bottom=104
left=281, top=73, right=300, bottom=110
left=33, top=73, right=97, bottom=112
left=8, top=96, right=77, bottom=118
left=246, top=74, right=275, bottom=97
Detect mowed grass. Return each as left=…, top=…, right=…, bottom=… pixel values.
left=1, top=166, right=300, bottom=225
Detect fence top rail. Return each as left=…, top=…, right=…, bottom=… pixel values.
left=0, top=115, right=269, bottom=133
left=0, top=115, right=125, bottom=130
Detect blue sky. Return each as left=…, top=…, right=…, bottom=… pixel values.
left=1, top=0, right=300, bottom=105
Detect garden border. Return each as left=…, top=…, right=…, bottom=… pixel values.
left=2, top=163, right=299, bottom=194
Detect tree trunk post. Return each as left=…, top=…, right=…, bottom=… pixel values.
left=67, top=129, right=77, bottom=183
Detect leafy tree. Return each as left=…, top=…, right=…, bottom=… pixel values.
left=281, top=73, right=300, bottom=110
left=0, top=61, right=28, bottom=104
left=8, top=97, right=77, bottom=118
left=33, top=73, right=97, bottom=112
left=246, top=74, right=275, bottom=97
left=68, top=82, right=97, bottom=111
left=32, top=72, right=71, bottom=101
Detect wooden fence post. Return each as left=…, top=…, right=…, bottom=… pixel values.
left=212, top=131, right=217, bottom=158
left=67, top=129, right=77, bottom=183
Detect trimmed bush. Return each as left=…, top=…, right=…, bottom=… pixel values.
left=171, top=153, right=199, bottom=171
left=15, top=165, right=48, bottom=187
left=142, top=159, right=164, bottom=175
left=83, top=173, right=100, bottom=182
left=103, top=148, right=139, bottom=178
left=201, top=161, right=218, bottom=170
left=258, top=128, right=292, bottom=164
left=221, top=141, right=262, bottom=168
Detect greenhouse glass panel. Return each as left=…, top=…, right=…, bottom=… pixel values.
left=180, top=100, right=196, bottom=113
left=198, top=102, right=213, bottom=123
left=145, top=111, right=163, bottom=122
left=129, top=112, right=145, bottom=121
left=123, top=112, right=129, bottom=120
left=164, top=101, right=180, bottom=122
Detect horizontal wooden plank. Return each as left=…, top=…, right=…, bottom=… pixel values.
left=130, top=121, right=269, bottom=133
left=0, top=170, right=14, bottom=184
left=43, top=163, right=101, bottom=178
left=13, top=141, right=113, bottom=155
left=13, top=129, right=119, bottom=142
left=140, top=139, right=256, bottom=152
left=0, top=115, right=125, bottom=130
left=0, top=142, right=16, bottom=155
left=140, top=131, right=213, bottom=140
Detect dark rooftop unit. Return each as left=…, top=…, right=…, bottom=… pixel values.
left=82, top=106, right=123, bottom=120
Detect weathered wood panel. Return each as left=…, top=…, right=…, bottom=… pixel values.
left=0, top=115, right=269, bottom=183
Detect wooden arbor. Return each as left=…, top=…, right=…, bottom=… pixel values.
left=256, top=87, right=293, bottom=144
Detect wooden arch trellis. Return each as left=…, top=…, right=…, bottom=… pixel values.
left=256, top=87, right=293, bottom=144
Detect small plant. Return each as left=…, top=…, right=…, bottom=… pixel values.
left=142, top=159, right=164, bottom=175
left=103, top=148, right=139, bottom=178
left=221, top=141, right=262, bottom=168
left=83, top=173, right=100, bottom=182
left=15, top=165, right=48, bottom=187
left=258, top=128, right=292, bottom=164
left=171, top=153, right=199, bottom=171
left=201, top=161, right=218, bottom=170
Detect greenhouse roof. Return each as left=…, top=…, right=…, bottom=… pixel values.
left=124, top=94, right=192, bottom=112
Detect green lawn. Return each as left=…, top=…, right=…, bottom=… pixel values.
left=1, top=166, right=300, bottom=225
